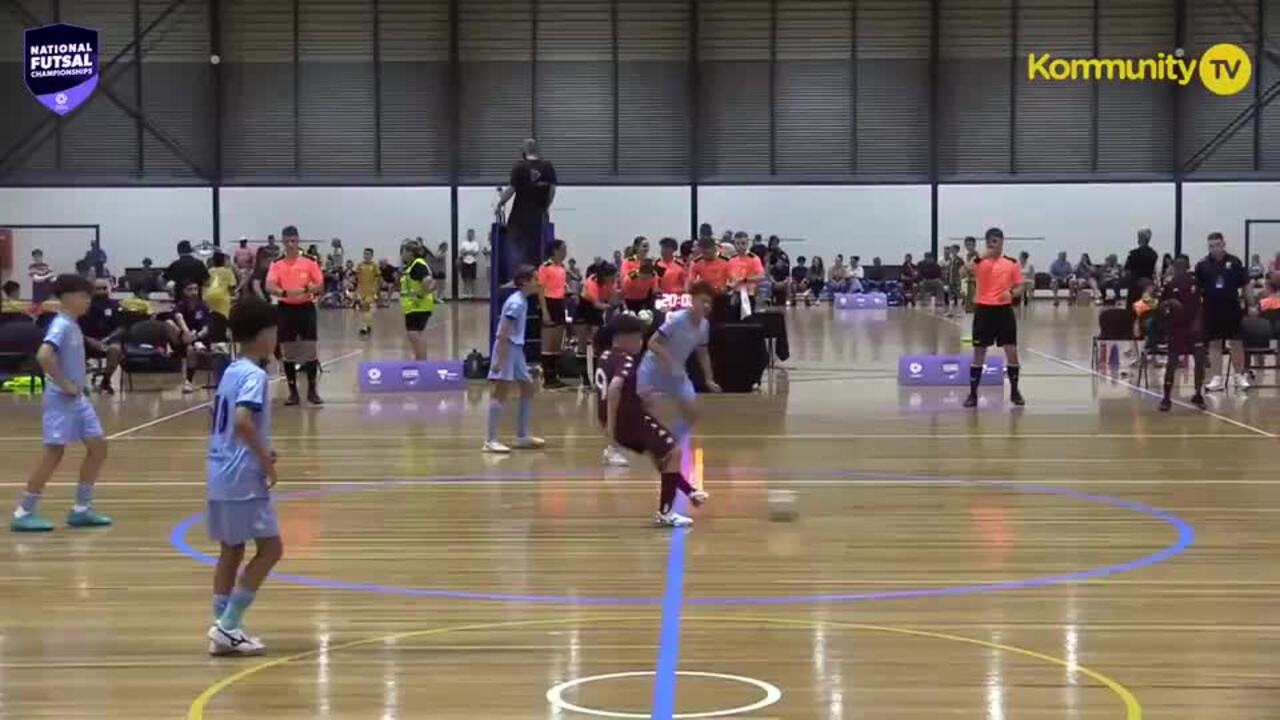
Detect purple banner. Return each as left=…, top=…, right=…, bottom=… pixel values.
left=359, top=360, right=466, bottom=393
left=24, top=24, right=99, bottom=116
left=898, top=354, right=1005, bottom=386
left=834, top=292, right=888, bottom=309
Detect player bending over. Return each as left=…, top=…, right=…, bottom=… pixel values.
left=206, top=296, right=283, bottom=656
left=484, top=266, right=545, bottom=453
left=600, top=315, right=708, bottom=527
left=637, top=282, right=721, bottom=441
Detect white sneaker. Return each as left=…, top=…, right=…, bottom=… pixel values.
left=655, top=511, right=693, bottom=527
left=181, top=381, right=195, bottom=394
left=511, top=436, right=546, bottom=449
left=207, top=624, right=265, bottom=656
left=482, top=440, right=511, bottom=454
left=603, top=446, right=630, bottom=467
left=1205, top=375, right=1226, bottom=392
left=1235, top=373, right=1252, bottom=391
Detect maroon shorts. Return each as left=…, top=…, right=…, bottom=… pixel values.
left=616, top=414, right=677, bottom=459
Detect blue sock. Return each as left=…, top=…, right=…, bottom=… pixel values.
left=516, top=396, right=532, bottom=438
left=487, top=400, right=503, bottom=442
left=74, top=482, right=94, bottom=509
left=213, top=594, right=230, bottom=620
left=18, top=492, right=40, bottom=515
left=217, top=588, right=256, bottom=631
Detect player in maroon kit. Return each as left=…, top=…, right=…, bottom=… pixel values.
left=596, top=314, right=708, bottom=527
left=1158, top=256, right=1207, bottom=412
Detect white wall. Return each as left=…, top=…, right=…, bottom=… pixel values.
left=220, top=187, right=451, bottom=266
left=0, top=187, right=211, bottom=294
left=457, top=185, right=692, bottom=266
left=698, top=185, right=932, bottom=265
left=938, top=183, right=1176, bottom=268
left=1183, top=182, right=1280, bottom=262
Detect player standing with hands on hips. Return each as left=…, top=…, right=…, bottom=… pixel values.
left=964, top=228, right=1025, bottom=408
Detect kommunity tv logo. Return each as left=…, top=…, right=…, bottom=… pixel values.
left=1027, top=43, right=1251, bottom=96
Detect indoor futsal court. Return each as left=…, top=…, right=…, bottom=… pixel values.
left=1, top=303, right=1277, bottom=719
left=6, top=0, right=1280, bottom=717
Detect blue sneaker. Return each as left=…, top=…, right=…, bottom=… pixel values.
left=66, top=509, right=113, bottom=528
left=11, top=514, right=54, bottom=532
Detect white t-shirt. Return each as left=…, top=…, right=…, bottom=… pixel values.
left=460, top=240, right=481, bottom=266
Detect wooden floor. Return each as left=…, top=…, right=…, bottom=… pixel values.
left=2, top=301, right=1278, bottom=719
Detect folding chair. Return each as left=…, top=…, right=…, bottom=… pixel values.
left=1091, top=308, right=1134, bottom=369
left=121, top=319, right=180, bottom=391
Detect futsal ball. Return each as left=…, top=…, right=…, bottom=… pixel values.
left=767, top=489, right=798, bottom=522
left=637, top=309, right=654, bottom=325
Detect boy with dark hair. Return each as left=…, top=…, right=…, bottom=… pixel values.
left=484, top=267, right=545, bottom=454
left=170, top=280, right=212, bottom=393
left=12, top=274, right=113, bottom=532
left=598, top=314, right=708, bottom=526
left=2, top=280, right=27, bottom=314
left=206, top=296, right=282, bottom=656
left=1158, top=257, right=1207, bottom=411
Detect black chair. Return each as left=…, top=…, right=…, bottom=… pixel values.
left=710, top=322, right=768, bottom=392
left=191, top=312, right=233, bottom=389
left=121, top=319, right=180, bottom=390
left=0, top=321, right=45, bottom=391
left=0, top=311, right=32, bottom=326
left=1091, top=308, right=1134, bottom=369
left=1262, top=308, right=1280, bottom=339
left=1240, top=316, right=1278, bottom=374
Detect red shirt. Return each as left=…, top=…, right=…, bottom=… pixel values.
left=266, top=255, right=324, bottom=305
left=727, top=253, right=765, bottom=294
left=689, top=256, right=729, bottom=293
left=596, top=348, right=645, bottom=429
left=656, top=257, right=686, bottom=293
left=973, top=256, right=1023, bottom=306
left=583, top=275, right=616, bottom=305
left=537, top=261, right=567, bottom=300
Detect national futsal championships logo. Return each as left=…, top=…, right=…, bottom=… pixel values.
left=23, top=23, right=100, bottom=115
left=1027, top=43, right=1251, bottom=96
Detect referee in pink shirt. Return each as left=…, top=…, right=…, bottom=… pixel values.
left=265, top=225, right=325, bottom=406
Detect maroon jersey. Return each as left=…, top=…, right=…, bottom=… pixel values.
left=596, top=349, right=642, bottom=426
left=1160, top=274, right=1202, bottom=353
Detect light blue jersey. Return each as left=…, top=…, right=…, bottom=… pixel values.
left=639, top=309, right=708, bottom=379
left=500, top=291, right=529, bottom=346
left=207, top=359, right=272, bottom=501
left=43, top=313, right=86, bottom=395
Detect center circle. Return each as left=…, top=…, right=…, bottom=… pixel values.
left=169, top=469, right=1195, bottom=605
left=545, top=670, right=782, bottom=719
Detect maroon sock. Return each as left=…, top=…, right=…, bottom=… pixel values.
left=659, top=473, right=677, bottom=514
left=662, top=472, right=696, bottom=499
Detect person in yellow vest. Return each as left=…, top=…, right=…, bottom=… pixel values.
left=399, top=240, right=437, bottom=360
left=2, top=281, right=30, bottom=315
left=204, top=252, right=238, bottom=319
left=354, top=248, right=380, bottom=337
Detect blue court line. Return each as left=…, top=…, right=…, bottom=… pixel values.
left=650, top=524, right=688, bottom=720
left=169, top=470, right=1195, bottom=606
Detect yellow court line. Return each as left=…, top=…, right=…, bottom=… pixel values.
left=188, top=615, right=1141, bottom=720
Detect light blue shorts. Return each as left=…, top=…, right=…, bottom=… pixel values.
left=207, top=498, right=279, bottom=545
left=488, top=345, right=532, bottom=383
left=636, top=356, right=696, bottom=403
left=42, top=393, right=104, bottom=446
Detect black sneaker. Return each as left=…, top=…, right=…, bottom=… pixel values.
left=1158, top=398, right=1172, bottom=412
left=99, top=382, right=115, bottom=395
left=1010, top=390, right=1025, bottom=407
left=1190, top=393, right=1206, bottom=409
left=307, top=389, right=325, bottom=406
left=962, top=394, right=978, bottom=408
left=284, top=389, right=301, bottom=406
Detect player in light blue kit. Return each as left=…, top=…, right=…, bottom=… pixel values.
left=205, top=297, right=283, bottom=657
left=637, top=281, right=720, bottom=441
left=11, top=274, right=112, bottom=532
left=485, top=266, right=545, bottom=453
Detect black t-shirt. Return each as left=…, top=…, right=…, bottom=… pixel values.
left=769, top=263, right=790, bottom=283
left=408, top=259, right=430, bottom=282
left=917, top=259, right=942, bottom=280
left=866, top=265, right=885, bottom=282
left=80, top=297, right=120, bottom=340
left=508, top=158, right=558, bottom=226
left=1125, top=245, right=1158, bottom=281
left=164, top=255, right=209, bottom=294
left=1195, top=253, right=1247, bottom=304
left=791, top=265, right=809, bottom=283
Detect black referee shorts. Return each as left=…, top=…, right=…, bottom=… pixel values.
left=972, top=304, right=1017, bottom=348
left=1202, top=300, right=1243, bottom=341
left=277, top=302, right=319, bottom=343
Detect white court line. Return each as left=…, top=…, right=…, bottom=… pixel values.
left=923, top=309, right=1278, bottom=439
left=104, top=349, right=363, bottom=440
left=6, top=477, right=1280, bottom=487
